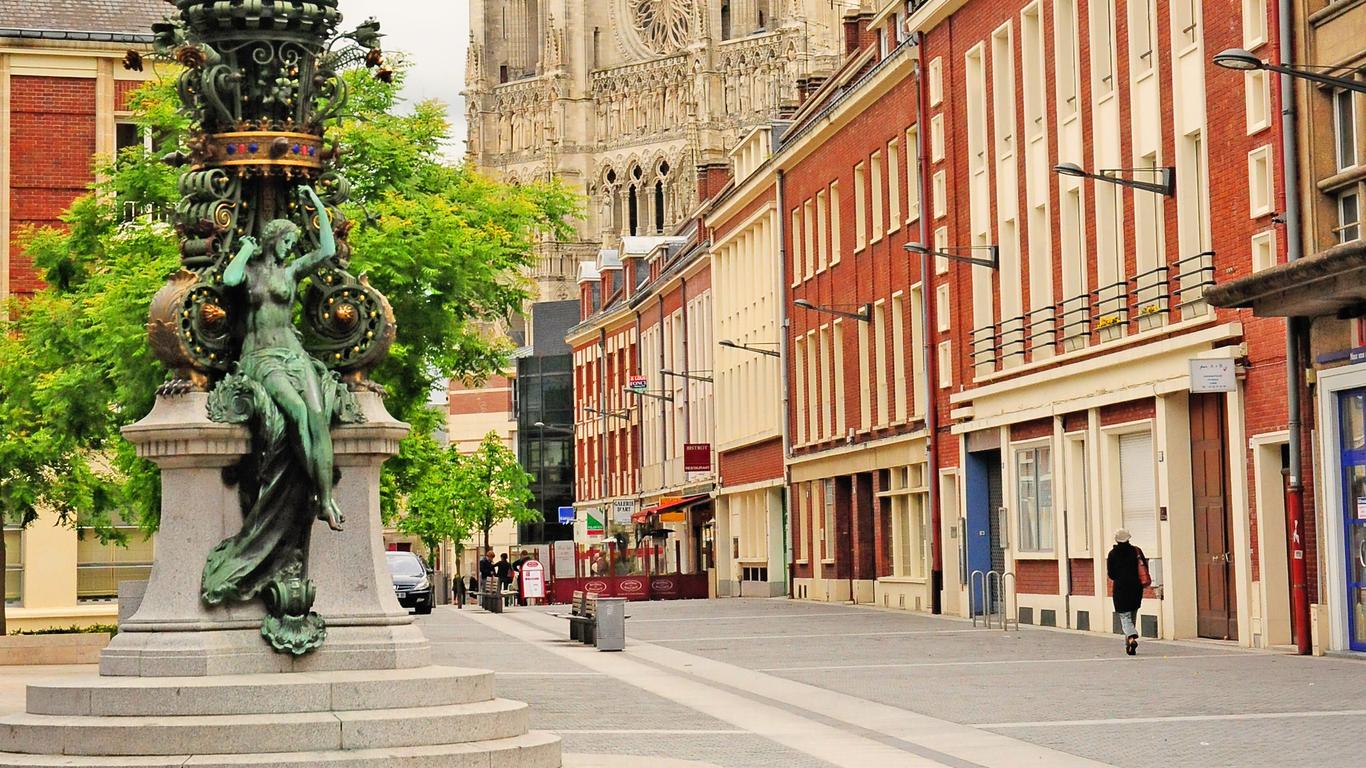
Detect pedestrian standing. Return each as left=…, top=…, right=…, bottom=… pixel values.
left=512, top=550, right=532, bottom=606
left=495, top=553, right=514, bottom=590
left=1107, top=529, right=1149, bottom=656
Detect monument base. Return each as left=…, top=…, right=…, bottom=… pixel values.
left=0, top=666, right=561, bottom=767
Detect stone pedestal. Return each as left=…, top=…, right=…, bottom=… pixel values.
left=101, top=392, right=429, bottom=677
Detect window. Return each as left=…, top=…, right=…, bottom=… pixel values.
left=77, top=518, right=155, bottom=602
left=819, top=325, right=832, bottom=440
left=1054, top=0, right=1080, bottom=118
left=1251, top=230, right=1277, bottom=273
left=1338, top=189, right=1361, bottom=244
left=791, top=207, right=804, bottom=285
left=1174, top=0, right=1200, bottom=50
left=888, top=140, right=902, bottom=230
left=934, top=226, right=950, bottom=275
left=929, top=57, right=943, bottom=105
left=3, top=524, right=21, bottom=605
left=1242, top=0, right=1268, bottom=49
left=822, top=479, right=836, bottom=559
left=1064, top=434, right=1091, bottom=554
left=931, top=115, right=945, bottom=161
left=1335, top=89, right=1357, bottom=172
left=1248, top=146, right=1273, bottom=217
left=937, top=340, right=952, bottom=388
left=871, top=150, right=884, bottom=242
left=932, top=171, right=947, bottom=219
left=1130, top=0, right=1155, bottom=72
left=830, top=181, right=843, bottom=265
left=115, top=122, right=146, bottom=153
left=858, top=317, right=872, bottom=431
left=806, top=330, right=819, bottom=441
left=1016, top=445, right=1053, bottom=553
left=834, top=321, right=847, bottom=436
left=936, top=284, right=951, bottom=331
left=794, top=336, right=807, bottom=444
left=804, top=199, right=817, bottom=276
left=1118, top=432, right=1157, bottom=554
left=1246, top=71, right=1270, bottom=134
left=909, top=286, right=926, bottom=418
left=817, top=190, right=829, bottom=271
left=892, top=293, right=908, bottom=422
left=906, top=127, right=921, bottom=221
left=854, top=162, right=868, bottom=250
left=1090, top=0, right=1115, bottom=96
left=874, top=302, right=889, bottom=426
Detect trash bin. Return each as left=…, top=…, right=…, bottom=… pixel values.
left=594, top=597, right=627, bottom=651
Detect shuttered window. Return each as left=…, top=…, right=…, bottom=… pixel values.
left=1119, top=432, right=1158, bottom=554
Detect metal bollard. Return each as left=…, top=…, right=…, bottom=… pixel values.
left=594, top=597, right=627, bottom=651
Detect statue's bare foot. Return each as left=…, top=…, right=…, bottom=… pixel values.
left=319, top=499, right=345, bottom=531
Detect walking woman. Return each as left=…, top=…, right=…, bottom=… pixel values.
left=1107, top=529, right=1148, bottom=656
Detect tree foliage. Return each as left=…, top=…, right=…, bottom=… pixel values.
left=0, top=68, right=576, bottom=581
left=454, top=432, right=540, bottom=552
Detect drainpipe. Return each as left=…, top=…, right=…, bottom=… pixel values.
left=915, top=33, right=943, bottom=614
left=1277, top=0, right=1311, bottom=656
left=778, top=169, right=795, bottom=598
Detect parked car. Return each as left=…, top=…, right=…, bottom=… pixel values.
left=386, top=551, right=433, bottom=614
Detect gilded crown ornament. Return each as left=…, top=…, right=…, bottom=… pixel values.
left=143, top=0, right=395, bottom=656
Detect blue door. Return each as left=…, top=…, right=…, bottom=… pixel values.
left=1338, top=389, right=1366, bottom=652
left=965, top=449, right=1002, bottom=616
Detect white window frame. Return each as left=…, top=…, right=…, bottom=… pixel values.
left=1014, top=441, right=1054, bottom=554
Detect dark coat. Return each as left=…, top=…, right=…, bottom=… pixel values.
left=478, top=557, right=495, bottom=579
left=1107, top=542, right=1146, bottom=613
left=495, top=560, right=513, bottom=582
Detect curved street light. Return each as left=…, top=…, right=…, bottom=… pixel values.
left=1213, top=47, right=1366, bottom=94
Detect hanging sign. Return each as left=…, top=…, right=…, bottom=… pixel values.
left=586, top=509, right=605, bottom=537
left=684, top=443, right=712, bottom=473
left=628, top=375, right=649, bottom=393
left=557, top=506, right=576, bottom=525
left=612, top=499, right=636, bottom=524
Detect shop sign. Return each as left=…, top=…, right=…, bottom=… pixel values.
left=586, top=509, right=605, bottom=537
left=552, top=540, right=576, bottom=579
left=520, top=560, right=546, bottom=599
left=1189, top=359, right=1236, bottom=393
left=628, top=375, right=649, bottom=393
left=684, top=443, right=712, bottom=473
left=557, top=506, right=575, bottom=524
left=612, top=499, right=636, bottom=524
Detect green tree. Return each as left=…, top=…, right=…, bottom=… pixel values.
left=454, top=432, right=539, bottom=552
left=384, top=409, right=469, bottom=573
left=0, top=69, right=576, bottom=633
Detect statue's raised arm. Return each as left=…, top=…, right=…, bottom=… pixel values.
left=287, top=186, right=337, bottom=282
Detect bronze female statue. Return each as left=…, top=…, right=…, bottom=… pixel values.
left=202, top=185, right=362, bottom=654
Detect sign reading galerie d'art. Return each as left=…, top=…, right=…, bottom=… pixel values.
left=143, top=1, right=395, bottom=655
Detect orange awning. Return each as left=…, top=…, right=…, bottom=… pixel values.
left=631, top=494, right=709, bottom=524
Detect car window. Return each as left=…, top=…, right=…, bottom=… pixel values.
left=386, top=553, right=425, bottom=576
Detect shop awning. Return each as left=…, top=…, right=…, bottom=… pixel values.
left=1208, top=240, right=1366, bottom=318
left=632, top=494, right=709, bottom=524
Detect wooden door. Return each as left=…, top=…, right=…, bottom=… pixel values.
left=1191, top=393, right=1237, bottom=640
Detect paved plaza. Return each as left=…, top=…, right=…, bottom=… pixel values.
left=4, top=597, right=1364, bottom=767
left=437, top=597, right=1363, bottom=768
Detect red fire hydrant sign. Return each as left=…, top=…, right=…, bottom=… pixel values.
left=520, top=560, right=546, bottom=600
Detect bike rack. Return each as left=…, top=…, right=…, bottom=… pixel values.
left=969, top=569, right=1018, bottom=631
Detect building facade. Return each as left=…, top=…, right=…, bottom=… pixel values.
left=1, top=1, right=164, bottom=630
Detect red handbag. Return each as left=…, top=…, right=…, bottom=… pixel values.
left=1136, top=547, right=1152, bottom=588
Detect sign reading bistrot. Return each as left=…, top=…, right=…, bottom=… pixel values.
left=1189, top=359, right=1236, bottom=393
left=684, top=443, right=712, bottom=473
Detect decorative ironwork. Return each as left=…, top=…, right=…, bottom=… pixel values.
left=139, top=1, right=395, bottom=656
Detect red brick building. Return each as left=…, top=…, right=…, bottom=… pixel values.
left=1, top=0, right=164, bottom=304
left=913, top=0, right=1301, bottom=647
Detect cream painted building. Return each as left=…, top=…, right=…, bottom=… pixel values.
left=706, top=125, right=787, bottom=597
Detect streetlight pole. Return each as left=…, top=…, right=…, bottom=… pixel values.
left=1214, top=41, right=1312, bottom=655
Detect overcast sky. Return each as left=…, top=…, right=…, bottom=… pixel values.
left=340, top=0, right=469, bottom=156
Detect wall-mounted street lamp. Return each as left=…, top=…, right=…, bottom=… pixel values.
left=793, top=299, right=871, bottom=322
left=1053, top=162, right=1176, bottom=197
left=659, top=368, right=714, bottom=384
left=583, top=406, right=632, bottom=422
left=1213, top=47, right=1366, bottom=95
left=719, top=339, right=781, bottom=358
left=532, top=421, right=574, bottom=435
left=904, top=242, right=1001, bottom=269
left=624, top=387, right=674, bottom=403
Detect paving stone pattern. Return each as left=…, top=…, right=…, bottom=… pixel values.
left=427, top=598, right=1366, bottom=768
